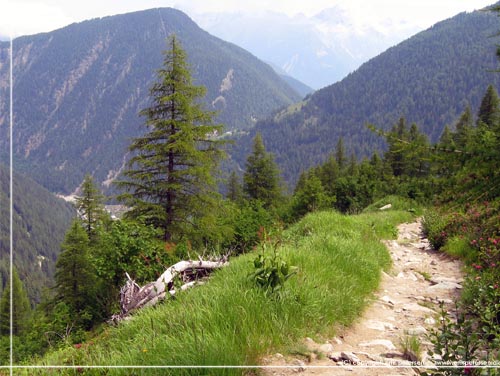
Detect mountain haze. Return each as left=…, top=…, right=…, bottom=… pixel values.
left=197, top=8, right=421, bottom=89
left=235, top=7, right=500, bottom=186
left=0, top=8, right=300, bottom=194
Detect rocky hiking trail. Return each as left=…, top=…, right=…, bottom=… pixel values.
left=262, top=219, right=464, bottom=375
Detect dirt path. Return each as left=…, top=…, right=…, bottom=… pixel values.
left=261, top=219, right=464, bottom=375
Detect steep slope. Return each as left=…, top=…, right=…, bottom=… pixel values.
left=0, top=164, right=75, bottom=305
left=197, top=8, right=420, bottom=89
left=234, top=7, right=500, bottom=186
left=0, top=8, right=300, bottom=194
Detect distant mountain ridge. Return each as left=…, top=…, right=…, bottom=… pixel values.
left=0, top=7, right=300, bottom=194
left=233, top=7, right=500, bottom=186
left=197, top=8, right=421, bottom=89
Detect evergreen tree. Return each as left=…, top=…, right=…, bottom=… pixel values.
left=117, top=35, right=225, bottom=242
left=477, top=84, right=500, bottom=129
left=54, top=220, right=97, bottom=329
left=335, top=137, right=347, bottom=170
left=453, top=106, right=473, bottom=150
left=385, top=117, right=409, bottom=177
left=74, top=174, right=107, bottom=242
left=0, top=268, right=31, bottom=336
left=291, top=171, right=330, bottom=219
left=226, top=171, right=243, bottom=203
left=243, top=133, right=282, bottom=209
left=317, top=154, right=340, bottom=197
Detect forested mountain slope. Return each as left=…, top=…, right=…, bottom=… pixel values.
left=0, top=164, right=75, bottom=305
left=0, top=8, right=300, bottom=194
left=235, top=7, right=500, bottom=186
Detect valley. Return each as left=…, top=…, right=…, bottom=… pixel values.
left=1, top=2, right=499, bottom=373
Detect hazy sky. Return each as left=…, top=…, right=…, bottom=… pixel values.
left=0, top=0, right=496, bottom=38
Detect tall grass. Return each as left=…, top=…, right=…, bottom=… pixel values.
left=24, top=210, right=414, bottom=375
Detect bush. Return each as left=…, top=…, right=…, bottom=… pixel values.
left=422, top=210, right=450, bottom=250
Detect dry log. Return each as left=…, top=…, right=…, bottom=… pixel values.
left=110, top=258, right=227, bottom=323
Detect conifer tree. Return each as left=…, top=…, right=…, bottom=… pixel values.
left=477, top=84, right=500, bottom=129
left=243, top=133, right=282, bottom=209
left=335, top=137, right=347, bottom=170
left=54, top=220, right=97, bottom=329
left=0, top=268, right=31, bottom=336
left=227, top=171, right=243, bottom=203
left=117, top=35, right=225, bottom=241
left=74, top=174, right=106, bottom=242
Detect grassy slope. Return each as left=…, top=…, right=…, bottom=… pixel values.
left=26, top=209, right=414, bottom=375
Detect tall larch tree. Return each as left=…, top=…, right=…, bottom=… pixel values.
left=243, top=133, right=282, bottom=209
left=117, top=35, right=225, bottom=242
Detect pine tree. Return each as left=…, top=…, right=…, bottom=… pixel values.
left=477, top=84, right=500, bottom=129
left=227, top=171, right=243, bottom=203
left=385, top=117, right=409, bottom=177
left=117, top=35, right=225, bottom=242
left=54, top=220, right=97, bottom=329
left=0, top=268, right=31, bottom=336
left=291, top=171, right=330, bottom=219
left=74, top=174, right=107, bottom=242
left=243, top=133, right=282, bottom=209
left=335, top=137, right=347, bottom=170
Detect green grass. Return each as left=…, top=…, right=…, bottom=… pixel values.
left=442, top=235, right=477, bottom=263
left=24, top=210, right=414, bottom=375
left=363, top=195, right=423, bottom=216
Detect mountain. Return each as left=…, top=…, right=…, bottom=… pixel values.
left=0, top=8, right=300, bottom=194
left=196, top=8, right=421, bottom=89
left=266, top=61, right=314, bottom=97
left=232, top=7, right=500, bottom=187
left=0, top=164, right=75, bottom=305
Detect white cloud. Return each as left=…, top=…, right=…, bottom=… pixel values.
left=0, top=1, right=74, bottom=38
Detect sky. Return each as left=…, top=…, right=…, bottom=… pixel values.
left=0, top=0, right=497, bottom=39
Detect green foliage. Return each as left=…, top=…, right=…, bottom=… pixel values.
left=229, top=200, right=274, bottom=254
left=117, top=35, right=226, bottom=242
left=423, top=301, right=481, bottom=376
left=250, top=229, right=297, bottom=295
left=30, top=210, right=406, bottom=372
left=92, top=220, right=172, bottom=289
left=54, top=220, right=99, bottom=330
left=74, top=174, right=108, bottom=242
left=422, top=210, right=450, bottom=250
left=0, top=267, right=31, bottom=336
left=289, top=170, right=331, bottom=220
left=232, top=9, right=500, bottom=188
left=0, top=164, right=75, bottom=305
left=243, top=133, right=283, bottom=209
left=0, top=8, right=299, bottom=195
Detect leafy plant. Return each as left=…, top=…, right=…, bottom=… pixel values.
left=250, top=228, right=297, bottom=295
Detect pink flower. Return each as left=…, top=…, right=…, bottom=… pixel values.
left=74, top=343, right=82, bottom=349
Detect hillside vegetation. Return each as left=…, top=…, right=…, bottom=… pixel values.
left=234, top=8, right=500, bottom=186
left=0, top=164, right=75, bottom=304
left=0, top=8, right=300, bottom=194
left=26, top=209, right=413, bottom=374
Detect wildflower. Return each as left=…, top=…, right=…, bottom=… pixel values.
left=74, top=343, right=82, bottom=349
left=143, top=348, right=148, bottom=353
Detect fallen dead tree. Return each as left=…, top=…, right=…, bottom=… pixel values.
left=110, top=258, right=228, bottom=323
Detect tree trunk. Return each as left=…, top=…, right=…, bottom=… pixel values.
left=110, top=258, right=228, bottom=323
